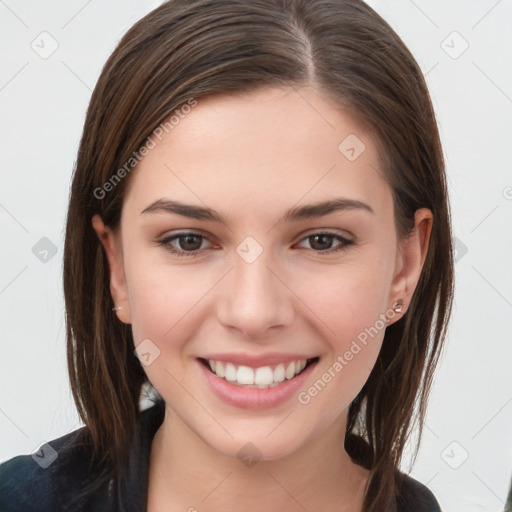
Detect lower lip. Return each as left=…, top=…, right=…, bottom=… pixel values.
left=197, top=358, right=318, bottom=409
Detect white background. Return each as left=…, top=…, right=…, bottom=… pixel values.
left=1, top=1, right=511, bottom=510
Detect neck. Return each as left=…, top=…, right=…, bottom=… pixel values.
left=147, top=405, right=369, bottom=512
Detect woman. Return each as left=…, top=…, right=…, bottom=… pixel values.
left=0, top=0, right=453, bottom=510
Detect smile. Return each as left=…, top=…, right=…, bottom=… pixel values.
left=198, top=357, right=319, bottom=389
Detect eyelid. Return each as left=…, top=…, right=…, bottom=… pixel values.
left=295, top=228, right=354, bottom=243
left=158, top=229, right=214, bottom=243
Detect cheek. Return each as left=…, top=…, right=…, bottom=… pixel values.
left=129, top=275, right=201, bottom=343
left=303, top=258, right=392, bottom=341
left=295, top=258, right=392, bottom=399
left=293, top=295, right=386, bottom=436
left=124, top=260, right=211, bottom=394
left=122, top=243, right=199, bottom=343
left=123, top=247, right=223, bottom=364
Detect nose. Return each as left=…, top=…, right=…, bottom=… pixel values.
left=216, top=250, right=295, bottom=339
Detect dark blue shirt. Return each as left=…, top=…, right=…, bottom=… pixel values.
left=0, top=400, right=442, bottom=511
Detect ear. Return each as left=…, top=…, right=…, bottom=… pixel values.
left=91, top=214, right=132, bottom=324
left=388, top=208, right=433, bottom=322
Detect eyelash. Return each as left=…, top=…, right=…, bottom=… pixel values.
left=157, top=231, right=354, bottom=258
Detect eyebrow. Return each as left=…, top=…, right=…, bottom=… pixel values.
left=140, top=197, right=374, bottom=223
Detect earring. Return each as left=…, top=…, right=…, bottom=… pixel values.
left=393, top=300, right=404, bottom=313
left=112, top=306, right=123, bottom=312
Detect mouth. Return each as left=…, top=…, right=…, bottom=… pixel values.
left=197, top=356, right=320, bottom=389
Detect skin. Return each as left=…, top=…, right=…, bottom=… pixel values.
left=92, top=86, right=432, bottom=512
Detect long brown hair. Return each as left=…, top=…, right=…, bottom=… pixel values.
left=63, top=1, right=454, bottom=509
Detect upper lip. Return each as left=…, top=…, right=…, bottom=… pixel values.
left=198, top=352, right=318, bottom=368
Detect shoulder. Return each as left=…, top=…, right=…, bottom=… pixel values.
left=0, top=401, right=165, bottom=512
left=0, top=452, right=53, bottom=511
left=396, top=473, right=442, bottom=512
left=345, top=434, right=441, bottom=511
left=0, top=427, right=109, bottom=512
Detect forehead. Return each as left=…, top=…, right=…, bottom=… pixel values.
left=123, top=86, right=392, bottom=222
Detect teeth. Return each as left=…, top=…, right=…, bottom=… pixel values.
left=237, top=366, right=254, bottom=385
left=225, top=363, right=237, bottom=382
left=273, top=363, right=285, bottom=383
left=255, top=366, right=274, bottom=386
left=285, top=362, right=296, bottom=379
left=215, top=360, right=225, bottom=378
left=205, top=358, right=312, bottom=388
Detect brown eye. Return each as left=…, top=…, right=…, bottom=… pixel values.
left=296, top=232, right=354, bottom=254
left=157, top=231, right=212, bottom=257
left=177, top=234, right=203, bottom=251
left=308, top=234, right=335, bottom=251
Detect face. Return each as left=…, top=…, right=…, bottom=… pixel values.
left=94, top=86, right=431, bottom=461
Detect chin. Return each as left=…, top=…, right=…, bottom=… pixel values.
left=203, top=427, right=311, bottom=465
